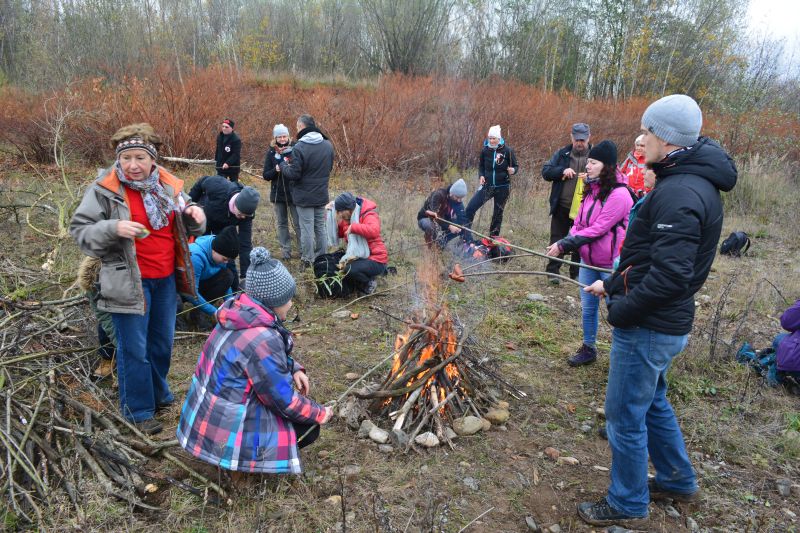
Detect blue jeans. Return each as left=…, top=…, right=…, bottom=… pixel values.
left=605, top=326, right=696, bottom=517
left=112, top=274, right=177, bottom=422
left=578, top=264, right=610, bottom=347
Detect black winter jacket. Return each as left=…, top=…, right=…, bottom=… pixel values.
left=188, top=175, right=253, bottom=275
left=215, top=132, right=241, bottom=178
left=279, top=128, right=334, bottom=207
left=478, top=142, right=518, bottom=188
left=262, top=143, right=295, bottom=204
left=602, top=137, right=737, bottom=335
left=541, top=143, right=594, bottom=215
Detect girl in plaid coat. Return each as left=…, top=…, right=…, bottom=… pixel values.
left=177, top=248, right=332, bottom=474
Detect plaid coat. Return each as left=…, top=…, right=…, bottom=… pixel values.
left=177, top=293, right=327, bottom=473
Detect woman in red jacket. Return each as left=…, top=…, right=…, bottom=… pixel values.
left=333, top=192, right=388, bottom=294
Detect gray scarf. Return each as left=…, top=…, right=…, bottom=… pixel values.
left=115, top=162, right=176, bottom=230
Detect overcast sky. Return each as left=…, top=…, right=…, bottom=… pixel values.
left=747, top=0, right=800, bottom=68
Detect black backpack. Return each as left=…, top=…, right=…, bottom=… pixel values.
left=720, top=231, right=750, bottom=257
left=313, top=250, right=351, bottom=298
left=612, top=182, right=641, bottom=204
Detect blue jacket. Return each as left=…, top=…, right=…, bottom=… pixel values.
left=188, top=235, right=232, bottom=315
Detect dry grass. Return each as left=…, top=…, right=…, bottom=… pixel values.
left=2, top=152, right=800, bottom=531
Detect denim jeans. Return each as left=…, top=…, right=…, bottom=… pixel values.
left=605, top=326, right=696, bottom=516
left=578, top=263, right=610, bottom=347
left=111, top=274, right=177, bottom=422
left=296, top=206, right=327, bottom=262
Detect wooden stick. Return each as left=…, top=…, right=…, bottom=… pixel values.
left=459, top=270, right=587, bottom=287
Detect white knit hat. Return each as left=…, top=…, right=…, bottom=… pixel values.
left=487, top=125, right=501, bottom=139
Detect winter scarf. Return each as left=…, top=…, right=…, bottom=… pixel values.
left=115, top=161, right=176, bottom=230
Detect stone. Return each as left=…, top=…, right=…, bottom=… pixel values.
left=344, top=372, right=360, bottom=381
left=527, top=293, right=546, bottom=302
left=358, top=419, right=375, bottom=438
left=444, top=427, right=457, bottom=441
left=484, top=408, right=510, bottom=424
left=332, top=310, right=350, bottom=319
left=665, top=505, right=681, bottom=519
left=690, top=451, right=705, bottom=462
left=776, top=478, right=792, bottom=497
left=496, top=400, right=510, bottom=409
left=592, top=465, right=609, bottom=472
left=368, top=426, right=389, bottom=444
left=565, top=296, right=576, bottom=305
left=390, top=429, right=409, bottom=448
left=317, top=450, right=330, bottom=459
left=548, top=524, right=561, bottom=533
left=524, top=516, right=542, bottom=532
left=544, top=447, right=560, bottom=461
left=326, top=495, right=342, bottom=506
left=606, top=527, right=634, bottom=533
left=459, top=461, right=471, bottom=468
left=595, top=407, right=606, bottom=418
left=791, top=484, right=800, bottom=497
left=480, top=418, right=492, bottom=431
left=783, top=508, right=797, bottom=520
left=462, top=477, right=479, bottom=491
left=453, top=416, right=483, bottom=436
left=686, top=517, right=700, bottom=532
left=580, top=424, right=593, bottom=433
left=343, top=465, right=362, bottom=478
left=377, top=444, right=393, bottom=454
left=415, top=432, right=440, bottom=448
left=420, top=465, right=429, bottom=474
left=557, top=456, right=579, bottom=466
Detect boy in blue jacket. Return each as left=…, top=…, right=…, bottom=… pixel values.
left=185, top=226, right=240, bottom=327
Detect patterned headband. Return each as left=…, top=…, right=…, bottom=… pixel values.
left=115, top=138, right=158, bottom=159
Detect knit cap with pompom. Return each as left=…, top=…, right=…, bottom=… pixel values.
left=244, top=247, right=296, bottom=308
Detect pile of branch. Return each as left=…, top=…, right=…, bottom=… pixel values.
left=352, top=307, right=525, bottom=449
left=0, top=276, right=229, bottom=527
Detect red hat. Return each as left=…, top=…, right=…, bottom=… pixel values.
left=222, top=118, right=235, bottom=128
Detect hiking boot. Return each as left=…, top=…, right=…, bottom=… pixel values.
left=365, top=279, right=378, bottom=295
left=648, top=480, right=700, bottom=503
left=156, top=400, right=175, bottom=413
left=282, top=250, right=292, bottom=260
left=93, top=358, right=115, bottom=380
left=568, top=344, right=597, bottom=367
left=548, top=276, right=560, bottom=286
left=577, top=499, right=648, bottom=529
left=133, top=418, right=163, bottom=436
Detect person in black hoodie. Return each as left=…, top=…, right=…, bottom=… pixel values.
left=464, top=125, right=518, bottom=239
left=263, top=123, right=300, bottom=260
left=577, top=95, right=737, bottom=530
left=279, top=114, right=334, bottom=267
left=215, top=119, right=242, bottom=182
left=188, top=175, right=260, bottom=278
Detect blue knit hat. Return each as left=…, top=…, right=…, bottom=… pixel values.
left=245, top=248, right=296, bottom=308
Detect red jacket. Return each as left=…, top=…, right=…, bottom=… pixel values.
left=620, top=152, right=649, bottom=195
left=337, top=197, right=388, bottom=264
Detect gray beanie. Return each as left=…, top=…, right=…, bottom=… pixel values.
left=233, top=186, right=261, bottom=217
left=334, top=192, right=357, bottom=212
left=245, top=248, right=296, bottom=308
left=449, top=178, right=467, bottom=198
left=641, top=94, right=702, bottom=147
left=273, top=123, right=289, bottom=138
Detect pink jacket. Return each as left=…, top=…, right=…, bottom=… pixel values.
left=560, top=170, right=634, bottom=268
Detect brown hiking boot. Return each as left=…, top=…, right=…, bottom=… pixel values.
left=93, top=358, right=115, bottom=380
left=133, top=418, right=163, bottom=435
left=648, top=480, right=700, bottom=503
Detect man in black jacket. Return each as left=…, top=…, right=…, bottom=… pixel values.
left=215, top=118, right=242, bottom=182
left=188, top=175, right=261, bottom=278
left=540, top=123, right=591, bottom=282
left=280, top=114, right=334, bottom=267
left=577, top=95, right=737, bottom=530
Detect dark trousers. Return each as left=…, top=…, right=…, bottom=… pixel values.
left=547, top=205, right=580, bottom=279
left=294, top=422, right=320, bottom=448
left=465, top=185, right=510, bottom=237
left=199, top=268, right=236, bottom=307
left=343, top=258, right=387, bottom=293
left=98, top=323, right=115, bottom=360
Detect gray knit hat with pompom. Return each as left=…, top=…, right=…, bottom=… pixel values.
left=245, top=248, right=296, bottom=308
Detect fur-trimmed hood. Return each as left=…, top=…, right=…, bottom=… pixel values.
left=77, top=256, right=102, bottom=292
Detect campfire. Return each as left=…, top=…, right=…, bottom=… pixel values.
left=350, top=305, right=525, bottom=450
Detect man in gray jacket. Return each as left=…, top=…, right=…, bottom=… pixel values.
left=280, top=114, right=334, bottom=267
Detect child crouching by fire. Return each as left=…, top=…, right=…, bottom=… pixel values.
left=177, top=247, right=332, bottom=476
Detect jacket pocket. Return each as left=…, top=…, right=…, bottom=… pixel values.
left=98, top=259, right=138, bottom=309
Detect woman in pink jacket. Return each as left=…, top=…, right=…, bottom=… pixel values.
left=547, top=140, right=634, bottom=366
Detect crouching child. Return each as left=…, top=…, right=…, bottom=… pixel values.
left=177, top=247, right=333, bottom=475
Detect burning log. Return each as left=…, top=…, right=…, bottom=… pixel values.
left=351, top=307, right=525, bottom=450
